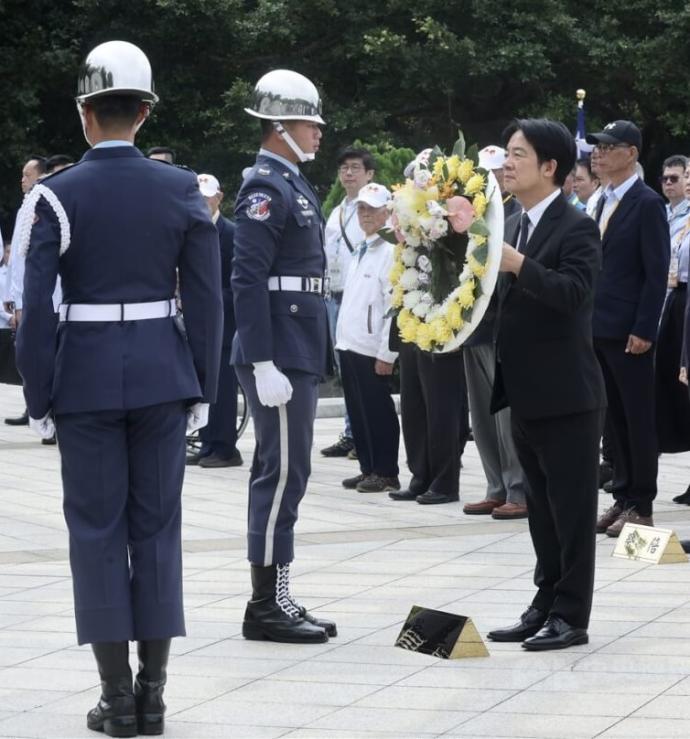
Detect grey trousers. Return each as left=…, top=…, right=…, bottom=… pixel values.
left=464, top=342, right=527, bottom=505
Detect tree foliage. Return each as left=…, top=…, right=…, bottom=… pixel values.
left=1, top=0, right=689, bottom=230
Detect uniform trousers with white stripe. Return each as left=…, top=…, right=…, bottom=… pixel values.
left=235, top=365, right=319, bottom=566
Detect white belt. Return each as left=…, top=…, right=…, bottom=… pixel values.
left=267, top=276, right=323, bottom=295
left=59, top=299, right=176, bottom=322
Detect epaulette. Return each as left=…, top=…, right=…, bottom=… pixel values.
left=175, top=163, right=197, bottom=175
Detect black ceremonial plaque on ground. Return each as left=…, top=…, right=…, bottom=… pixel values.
left=394, top=605, right=488, bottom=659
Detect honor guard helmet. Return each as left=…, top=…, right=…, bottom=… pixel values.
left=76, top=40, right=159, bottom=105
left=244, top=70, right=324, bottom=124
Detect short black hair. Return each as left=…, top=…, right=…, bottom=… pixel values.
left=576, top=157, right=595, bottom=177
left=502, top=118, right=576, bottom=187
left=27, top=156, right=47, bottom=174
left=146, top=146, right=176, bottom=163
left=46, top=154, right=73, bottom=173
left=662, top=155, right=688, bottom=171
left=89, top=94, right=143, bottom=129
left=260, top=119, right=274, bottom=141
left=337, top=146, right=375, bottom=171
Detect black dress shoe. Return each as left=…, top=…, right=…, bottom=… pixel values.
left=4, top=411, right=28, bottom=426
left=522, top=615, right=588, bottom=651
left=342, top=473, right=366, bottom=489
left=673, top=485, right=690, bottom=505
left=417, top=490, right=458, bottom=505
left=41, top=434, right=57, bottom=446
left=389, top=489, right=420, bottom=501
left=185, top=451, right=205, bottom=466
left=198, top=450, right=243, bottom=468
left=487, top=606, right=547, bottom=642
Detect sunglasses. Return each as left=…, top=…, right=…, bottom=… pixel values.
left=594, top=143, right=632, bottom=153
left=660, top=174, right=681, bottom=184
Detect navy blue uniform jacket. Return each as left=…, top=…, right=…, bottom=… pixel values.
left=592, top=178, right=670, bottom=342
left=230, top=154, right=329, bottom=376
left=16, top=146, right=223, bottom=418
left=217, top=214, right=236, bottom=348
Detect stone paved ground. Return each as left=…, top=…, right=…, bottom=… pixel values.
left=1, top=382, right=690, bottom=738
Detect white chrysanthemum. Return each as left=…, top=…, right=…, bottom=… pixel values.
left=405, top=230, right=422, bottom=247
left=412, top=302, right=431, bottom=318
left=417, top=272, right=431, bottom=287
left=399, top=268, right=421, bottom=291
left=414, top=169, right=432, bottom=189
left=403, top=290, right=423, bottom=310
left=401, top=247, right=417, bottom=267
left=428, top=218, right=448, bottom=240
left=417, top=255, right=432, bottom=273
left=426, top=200, right=445, bottom=217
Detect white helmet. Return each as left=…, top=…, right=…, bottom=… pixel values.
left=76, top=41, right=159, bottom=105
left=244, top=69, right=324, bottom=124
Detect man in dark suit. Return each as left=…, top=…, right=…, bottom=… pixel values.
left=585, top=121, right=670, bottom=537
left=15, top=41, right=223, bottom=736
left=487, top=118, right=606, bottom=651
left=187, top=173, right=243, bottom=468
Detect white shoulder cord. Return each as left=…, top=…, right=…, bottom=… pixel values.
left=17, top=183, right=71, bottom=257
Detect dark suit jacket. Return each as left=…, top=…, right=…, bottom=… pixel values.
left=16, top=146, right=223, bottom=418
left=492, top=193, right=606, bottom=420
left=217, top=214, right=236, bottom=348
left=592, top=178, right=669, bottom=342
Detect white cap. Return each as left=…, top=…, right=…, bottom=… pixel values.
left=197, top=173, right=220, bottom=197
left=478, top=145, right=506, bottom=170
left=355, top=182, right=391, bottom=208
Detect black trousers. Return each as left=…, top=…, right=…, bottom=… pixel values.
left=594, top=338, right=657, bottom=516
left=200, top=346, right=239, bottom=457
left=399, top=343, right=469, bottom=497
left=339, top=350, right=399, bottom=477
left=655, top=286, right=690, bottom=453
left=512, top=408, right=603, bottom=629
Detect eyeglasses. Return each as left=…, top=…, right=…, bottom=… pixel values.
left=594, top=143, right=631, bottom=153
left=338, top=164, right=365, bottom=174
left=660, top=174, right=681, bottom=184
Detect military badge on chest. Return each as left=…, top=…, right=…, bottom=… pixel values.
left=246, top=192, right=272, bottom=221
left=296, top=194, right=315, bottom=217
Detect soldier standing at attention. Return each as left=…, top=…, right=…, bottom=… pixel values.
left=16, top=41, right=223, bottom=737
left=231, top=70, right=336, bottom=644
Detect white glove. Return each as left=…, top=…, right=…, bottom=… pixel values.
left=186, top=402, right=209, bottom=433
left=29, top=413, right=55, bottom=440
left=253, top=361, right=293, bottom=407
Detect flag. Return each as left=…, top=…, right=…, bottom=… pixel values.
left=575, top=92, right=594, bottom=158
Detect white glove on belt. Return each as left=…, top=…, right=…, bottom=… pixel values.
left=253, top=361, right=293, bottom=407
left=29, top=413, right=55, bottom=439
left=186, top=402, right=209, bottom=433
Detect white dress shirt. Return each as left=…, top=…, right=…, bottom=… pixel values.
left=517, top=188, right=562, bottom=247
left=324, top=196, right=364, bottom=293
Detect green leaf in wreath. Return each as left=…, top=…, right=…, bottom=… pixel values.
left=473, top=279, right=483, bottom=301
left=452, top=131, right=466, bottom=159
left=469, top=219, right=490, bottom=237
left=465, top=143, right=479, bottom=165
left=427, top=145, right=444, bottom=172
left=378, top=227, right=400, bottom=244
left=472, top=243, right=488, bottom=265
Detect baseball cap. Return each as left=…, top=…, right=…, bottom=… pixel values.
left=197, top=173, right=221, bottom=197
left=586, top=120, right=642, bottom=152
left=355, top=183, right=391, bottom=208
left=478, top=145, right=506, bottom=170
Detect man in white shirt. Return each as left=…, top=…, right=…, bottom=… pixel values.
left=337, top=183, right=400, bottom=493
left=320, top=146, right=374, bottom=458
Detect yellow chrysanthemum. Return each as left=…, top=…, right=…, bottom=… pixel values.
left=457, top=159, right=475, bottom=184
left=457, top=279, right=476, bottom=309
left=445, top=155, right=461, bottom=182
left=397, top=308, right=412, bottom=329
left=446, top=301, right=464, bottom=330
left=429, top=317, right=453, bottom=344
left=393, top=243, right=403, bottom=260
left=415, top=323, right=432, bottom=351
left=391, top=285, right=404, bottom=308
left=389, top=260, right=404, bottom=285
left=468, top=253, right=488, bottom=278
left=432, top=157, right=445, bottom=179
left=464, top=173, right=485, bottom=196
left=472, top=234, right=487, bottom=247
left=472, top=192, right=487, bottom=218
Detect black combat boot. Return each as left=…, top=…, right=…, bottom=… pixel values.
left=87, top=641, right=136, bottom=738
left=243, top=564, right=328, bottom=643
left=279, top=563, right=338, bottom=637
left=134, top=639, right=171, bottom=735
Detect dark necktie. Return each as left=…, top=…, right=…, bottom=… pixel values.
left=594, top=192, right=607, bottom=224
left=516, top=212, right=530, bottom=252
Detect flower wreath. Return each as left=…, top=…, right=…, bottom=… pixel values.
left=385, top=133, right=504, bottom=352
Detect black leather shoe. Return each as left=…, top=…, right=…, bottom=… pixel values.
left=417, top=490, right=458, bottom=505
left=134, top=639, right=170, bottom=735
left=673, top=485, right=690, bottom=505
left=198, top=450, right=243, bottom=468
left=242, top=564, right=328, bottom=643
left=342, top=473, right=366, bottom=489
left=487, top=606, right=547, bottom=642
left=185, top=451, right=205, bottom=466
left=321, top=435, right=355, bottom=457
left=389, top=489, right=420, bottom=501
left=522, top=615, right=588, bottom=651
left=87, top=642, right=136, bottom=737
left=4, top=411, right=28, bottom=426
left=41, top=434, right=57, bottom=446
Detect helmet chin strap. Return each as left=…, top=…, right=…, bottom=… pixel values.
left=273, top=121, right=315, bottom=163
